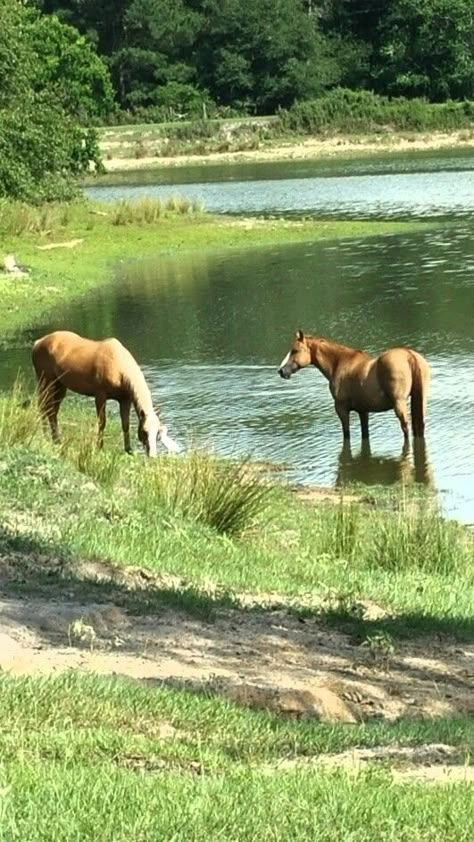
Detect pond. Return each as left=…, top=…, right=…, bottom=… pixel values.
left=6, top=150, right=474, bottom=522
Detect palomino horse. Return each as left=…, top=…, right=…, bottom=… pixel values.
left=278, top=330, right=430, bottom=442
left=32, top=330, right=178, bottom=456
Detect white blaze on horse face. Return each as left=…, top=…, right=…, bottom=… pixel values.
left=279, top=350, right=291, bottom=369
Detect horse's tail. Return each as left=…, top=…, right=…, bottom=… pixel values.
left=408, top=351, right=430, bottom=438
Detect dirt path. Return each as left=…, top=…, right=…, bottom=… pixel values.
left=1, top=562, right=472, bottom=726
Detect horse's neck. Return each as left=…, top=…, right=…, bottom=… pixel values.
left=125, top=362, right=154, bottom=417
left=309, top=339, right=356, bottom=381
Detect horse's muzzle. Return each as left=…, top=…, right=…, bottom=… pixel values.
left=279, top=367, right=291, bottom=379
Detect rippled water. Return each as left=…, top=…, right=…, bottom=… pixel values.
left=4, top=152, right=474, bottom=521
left=88, top=151, right=474, bottom=220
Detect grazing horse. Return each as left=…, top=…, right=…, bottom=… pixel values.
left=278, top=330, right=430, bottom=442
left=32, top=330, right=176, bottom=456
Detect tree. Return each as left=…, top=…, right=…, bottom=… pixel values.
left=0, top=0, right=112, bottom=201
left=28, top=12, right=115, bottom=121
left=193, top=0, right=337, bottom=113
left=109, top=0, right=203, bottom=110
left=375, top=0, right=474, bottom=100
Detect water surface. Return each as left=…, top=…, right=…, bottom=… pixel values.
left=5, top=151, right=474, bottom=521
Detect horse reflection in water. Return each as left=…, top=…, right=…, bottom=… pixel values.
left=336, top=439, right=433, bottom=489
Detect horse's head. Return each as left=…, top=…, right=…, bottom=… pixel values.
left=138, top=408, right=161, bottom=457
left=278, top=329, right=312, bottom=379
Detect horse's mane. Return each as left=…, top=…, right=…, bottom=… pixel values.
left=306, top=335, right=364, bottom=357
left=117, top=343, right=154, bottom=415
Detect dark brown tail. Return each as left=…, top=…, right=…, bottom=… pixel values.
left=409, top=352, right=428, bottom=438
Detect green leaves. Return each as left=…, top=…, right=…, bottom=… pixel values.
left=0, top=0, right=112, bottom=201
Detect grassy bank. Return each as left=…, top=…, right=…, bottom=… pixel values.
left=1, top=391, right=473, bottom=632
left=0, top=394, right=474, bottom=838
left=0, top=672, right=473, bottom=841
left=0, top=198, right=429, bottom=341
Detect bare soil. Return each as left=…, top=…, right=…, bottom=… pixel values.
left=0, top=557, right=472, bottom=727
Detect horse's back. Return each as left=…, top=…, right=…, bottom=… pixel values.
left=32, top=331, right=128, bottom=395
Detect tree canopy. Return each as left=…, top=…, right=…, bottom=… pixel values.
left=2, top=0, right=473, bottom=202
left=0, top=0, right=114, bottom=201
left=30, top=1, right=474, bottom=119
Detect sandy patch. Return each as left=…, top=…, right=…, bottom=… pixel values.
left=0, top=558, right=472, bottom=725
left=262, top=744, right=474, bottom=785
left=102, top=131, right=474, bottom=173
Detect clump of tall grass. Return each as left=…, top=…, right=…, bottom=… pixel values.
left=0, top=379, right=42, bottom=448
left=0, top=201, right=71, bottom=236
left=316, top=500, right=361, bottom=561
left=165, top=194, right=187, bottom=214
left=368, top=500, right=471, bottom=575
left=111, top=195, right=201, bottom=225
left=111, top=197, right=162, bottom=225
left=58, top=425, right=122, bottom=487
left=142, top=450, right=274, bottom=537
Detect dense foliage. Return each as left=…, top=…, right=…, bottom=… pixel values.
left=282, top=88, right=474, bottom=135
left=1, top=0, right=473, bottom=202
left=34, top=0, right=474, bottom=120
left=0, top=0, right=113, bottom=201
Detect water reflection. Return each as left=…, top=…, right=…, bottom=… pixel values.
left=336, top=439, right=433, bottom=489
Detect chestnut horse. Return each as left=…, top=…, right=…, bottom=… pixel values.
left=32, top=330, right=177, bottom=456
left=278, top=330, right=430, bottom=442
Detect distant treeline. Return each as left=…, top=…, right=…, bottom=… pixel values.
left=2, top=0, right=474, bottom=202
left=33, top=1, right=474, bottom=121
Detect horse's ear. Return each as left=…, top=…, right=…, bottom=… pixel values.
left=296, top=328, right=304, bottom=342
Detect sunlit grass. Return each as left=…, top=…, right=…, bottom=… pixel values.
left=58, top=424, right=123, bottom=487
left=110, top=195, right=202, bottom=225
left=0, top=200, right=71, bottom=236
left=141, top=450, right=274, bottom=537
left=0, top=673, right=472, bottom=842
left=0, top=377, right=42, bottom=448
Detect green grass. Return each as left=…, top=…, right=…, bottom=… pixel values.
left=0, top=396, right=473, bottom=838
left=0, top=198, right=432, bottom=342
left=0, top=388, right=473, bottom=634
left=142, top=450, right=274, bottom=537
left=0, top=673, right=472, bottom=841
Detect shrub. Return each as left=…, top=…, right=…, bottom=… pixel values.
left=280, top=88, right=474, bottom=135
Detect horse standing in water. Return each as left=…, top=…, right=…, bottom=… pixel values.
left=32, top=330, right=178, bottom=456
left=278, top=330, right=430, bottom=442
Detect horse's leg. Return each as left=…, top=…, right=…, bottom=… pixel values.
left=47, top=383, right=67, bottom=443
left=119, top=398, right=132, bottom=454
left=95, top=395, right=107, bottom=449
left=393, top=398, right=410, bottom=442
left=35, top=376, right=53, bottom=436
left=359, top=411, right=369, bottom=440
left=335, top=401, right=350, bottom=441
